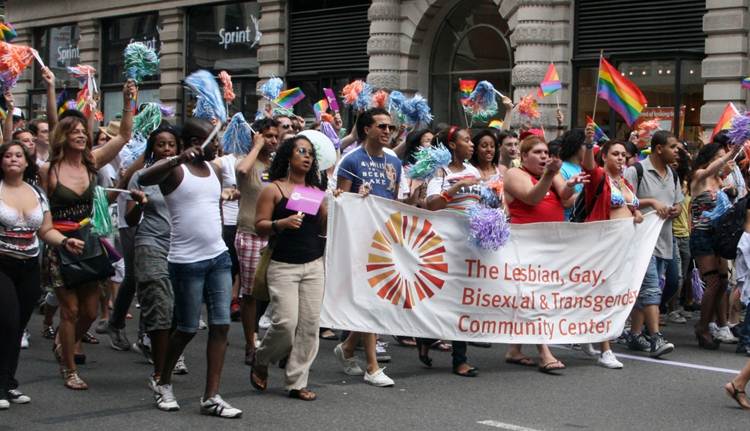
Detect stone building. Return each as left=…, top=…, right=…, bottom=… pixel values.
left=5, top=0, right=749, bottom=141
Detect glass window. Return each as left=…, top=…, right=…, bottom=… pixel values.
left=614, top=60, right=677, bottom=139
left=101, top=14, right=161, bottom=84
left=187, top=2, right=261, bottom=76
left=103, top=88, right=160, bottom=124
left=680, top=59, right=703, bottom=145
left=33, top=25, right=80, bottom=89
left=575, top=66, right=611, bottom=132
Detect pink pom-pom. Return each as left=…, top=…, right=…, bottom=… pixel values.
left=371, top=90, right=389, bottom=109
left=341, top=80, right=365, bottom=105
left=218, top=70, right=235, bottom=103
left=637, top=119, right=660, bottom=141
left=517, top=94, right=540, bottom=119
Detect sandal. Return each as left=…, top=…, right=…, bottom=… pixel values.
left=695, top=330, right=720, bottom=350
left=62, top=369, right=88, bottom=390
left=431, top=340, right=451, bottom=352
left=452, top=363, right=478, bottom=377
left=319, top=329, right=338, bottom=340
left=505, top=356, right=536, bottom=367
left=418, top=343, right=432, bottom=368
left=41, top=325, right=56, bottom=340
left=52, top=343, right=63, bottom=365
left=244, top=346, right=255, bottom=367
left=250, top=364, right=268, bottom=392
left=393, top=336, right=417, bottom=347
left=724, top=382, right=750, bottom=410
left=82, top=331, right=99, bottom=344
left=538, top=360, right=566, bottom=375
left=289, top=388, right=317, bottom=401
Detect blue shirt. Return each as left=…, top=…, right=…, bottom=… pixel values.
left=560, top=161, right=582, bottom=220
left=337, top=146, right=403, bottom=200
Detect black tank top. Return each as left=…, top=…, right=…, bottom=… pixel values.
left=271, top=184, right=325, bottom=264
left=49, top=167, right=95, bottom=222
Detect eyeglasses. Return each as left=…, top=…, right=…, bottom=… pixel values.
left=376, top=123, right=397, bottom=132
left=296, top=147, right=311, bottom=156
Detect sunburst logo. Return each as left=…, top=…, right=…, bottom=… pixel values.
left=366, top=212, right=449, bottom=309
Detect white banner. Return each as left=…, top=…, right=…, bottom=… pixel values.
left=321, top=193, right=664, bottom=344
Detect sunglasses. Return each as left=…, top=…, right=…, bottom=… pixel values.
left=296, top=147, right=311, bottom=156
left=376, top=123, right=397, bottom=132
left=280, top=124, right=292, bottom=129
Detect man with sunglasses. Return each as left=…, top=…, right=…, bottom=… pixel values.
left=334, top=107, right=402, bottom=387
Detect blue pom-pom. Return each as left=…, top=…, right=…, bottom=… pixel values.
left=388, top=90, right=406, bottom=112
left=222, top=113, right=253, bottom=155
left=353, top=82, right=372, bottom=111
left=479, top=185, right=501, bottom=208
left=260, top=77, right=283, bottom=100
left=185, top=70, right=227, bottom=123
left=406, top=145, right=451, bottom=180
left=468, top=205, right=511, bottom=251
left=119, top=135, right=147, bottom=168
left=469, top=81, right=497, bottom=111
left=400, top=94, right=433, bottom=127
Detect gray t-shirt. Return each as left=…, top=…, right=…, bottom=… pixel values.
left=129, top=169, right=171, bottom=252
left=624, top=157, right=684, bottom=259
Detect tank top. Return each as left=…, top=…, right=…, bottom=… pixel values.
left=691, top=189, right=730, bottom=231
left=220, top=154, right=239, bottom=226
left=49, top=168, right=95, bottom=223
left=271, top=183, right=325, bottom=264
left=507, top=168, right=564, bottom=224
left=164, top=163, right=227, bottom=264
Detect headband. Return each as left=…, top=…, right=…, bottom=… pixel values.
left=447, top=126, right=459, bottom=145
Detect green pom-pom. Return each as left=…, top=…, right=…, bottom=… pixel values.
left=133, top=103, right=163, bottom=139
left=124, top=42, right=159, bottom=83
left=90, top=186, right=113, bottom=236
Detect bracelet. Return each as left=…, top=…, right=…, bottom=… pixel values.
left=61, top=237, right=69, bottom=248
left=585, top=143, right=594, bottom=149
left=556, top=126, right=566, bottom=130
left=440, top=191, right=453, bottom=202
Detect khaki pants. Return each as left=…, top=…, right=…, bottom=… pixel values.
left=256, top=257, right=324, bottom=390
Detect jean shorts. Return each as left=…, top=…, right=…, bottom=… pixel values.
left=169, top=251, right=233, bottom=333
left=690, top=228, right=718, bottom=257
left=637, top=255, right=668, bottom=308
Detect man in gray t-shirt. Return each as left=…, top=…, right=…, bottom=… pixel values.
left=622, top=130, right=682, bottom=358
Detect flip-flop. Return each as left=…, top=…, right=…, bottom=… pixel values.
left=538, top=360, right=566, bottom=374
left=250, top=365, right=268, bottom=392
left=319, top=330, right=338, bottom=340
left=393, top=336, right=417, bottom=347
left=505, top=356, right=536, bottom=367
left=724, top=382, right=750, bottom=410
left=289, top=388, right=317, bottom=401
left=431, top=340, right=452, bottom=352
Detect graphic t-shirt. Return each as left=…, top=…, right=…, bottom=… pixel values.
left=426, top=163, right=482, bottom=214
left=337, top=146, right=403, bottom=200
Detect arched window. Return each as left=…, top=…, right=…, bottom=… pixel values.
left=430, top=0, right=512, bottom=128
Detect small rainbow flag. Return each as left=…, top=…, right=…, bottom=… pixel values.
left=313, top=99, right=328, bottom=121
left=742, top=77, right=750, bottom=89
left=538, top=63, right=561, bottom=97
left=488, top=119, right=503, bottom=129
left=597, top=57, right=647, bottom=127
left=459, top=79, right=476, bottom=105
left=273, top=87, right=305, bottom=109
left=0, top=106, right=6, bottom=120
left=586, top=115, right=609, bottom=142
left=711, top=102, right=740, bottom=139
left=0, top=22, right=17, bottom=42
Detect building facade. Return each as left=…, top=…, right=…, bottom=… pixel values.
left=6, top=0, right=750, bottom=141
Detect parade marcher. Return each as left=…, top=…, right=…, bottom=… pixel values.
left=559, top=128, right=585, bottom=220
left=250, top=135, right=327, bottom=401
left=623, top=130, right=682, bottom=357
left=496, top=130, right=520, bottom=170
left=139, top=118, right=241, bottom=417
left=0, top=142, right=85, bottom=408
left=470, top=128, right=502, bottom=181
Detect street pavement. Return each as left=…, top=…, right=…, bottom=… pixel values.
left=4, top=310, right=750, bottom=431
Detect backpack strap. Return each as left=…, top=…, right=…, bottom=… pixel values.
left=635, top=162, right=644, bottom=192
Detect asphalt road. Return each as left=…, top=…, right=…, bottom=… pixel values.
left=4, top=310, right=750, bottom=431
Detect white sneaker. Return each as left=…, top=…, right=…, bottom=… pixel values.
left=334, top=343, right=364, bottom=376
left=716, top=326, right=739, bottom=344
left=153, top=384, right=180, bottom=411
left=667, top=311, right=687, bottom=324
left=580, top=343, right=601, bottom=357
left=364, top=367, right=394, bottom=387
left=258, top=314, right=272, bottom=330
left=709, top=322, right=720, bottom=337
left=0, top=399, right=8, bottom=410
left=20, top=330, right=29, bottom=349
left=173, top=355, right=189, bottom=374
left=375, top=340, right=391, bottom=362
left=7, top=389, right=30, bottom=404
left=597, top=350, right=623, bottom=369
left=200, top=394, right=242, bottom=418
left=198, top=319, right=208, bottom=330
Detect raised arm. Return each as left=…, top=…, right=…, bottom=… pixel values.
left=582, top=123, right=597, bottom=171
left=42, top=67, right=58, bottom=131
left=3, top=91, right=14, bottom=144
left=692, top=144, right=742, bottom=185
left=501, top=96, right=513, bottom=131
left=235, top=133, right=264, bottom=178
left=91, top=80, right=136, bottom=169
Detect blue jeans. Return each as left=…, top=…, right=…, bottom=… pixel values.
left=637, top=255, right=668, bottom=308
left=661, top=237, right=682, bottom=313
left=740, top=305, right=750, bottom=347
left=169, top=251, right=233, bottom=333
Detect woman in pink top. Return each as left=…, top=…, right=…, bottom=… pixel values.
left=503, top=135, right=587, bottom=373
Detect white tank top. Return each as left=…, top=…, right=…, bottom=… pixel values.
left=164, top=162, right=227, bottom=264
left=220, top=154, right=239, bottom=226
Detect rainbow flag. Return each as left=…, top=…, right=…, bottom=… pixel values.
left=538, top=63, right=561, bottom=97
left=742, top=77, right=750, bottom=89
left=711, top=102, right=740, bottom=139
left=459, top=79, right=476, bottom=104
left=313, top=99, right=328, bottom=121
left=597, top=57, right=647, bottom=127
left=586, top=115, right=609, bottom=142
left=488, top=119, right=503, bottom=129
left=274, top=87, right=305, bottom=109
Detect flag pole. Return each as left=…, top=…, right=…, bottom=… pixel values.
left=459, top=76, right=470, bottom=128
left=592, top=50, right=604, bottom=123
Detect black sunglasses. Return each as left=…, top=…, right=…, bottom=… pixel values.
left=376, top=123, right=397, bottom=132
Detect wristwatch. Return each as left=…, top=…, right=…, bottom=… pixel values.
left=585, top=143, right=594, bottom=149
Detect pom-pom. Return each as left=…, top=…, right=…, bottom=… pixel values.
left=222, top=112, right=253, bottom=155
left=0, top=69, right=17, bottom=91
left=218, top=70, right=235, bottom=103
left=320, top=112, right=335, bottom=123
left=159, top=104, right=175, bottom=118
left=91, top=186, right=114, bottom=236
left=371, top=90, right=389, bottom=109
left=185, top=69, right=227, bottom=123
left=132, top=103, right=163, bottom=139
left=388, top=90, right=406, bottom=112
left=701, top=189, right=731, bottom=221
left=691, top=264, right=705, bottom=303
left=469, top=81, right=497, bottom=111
left=67, top=65, right=96, bottom=81
left=260, top=76, right=283, bottom=100
left=479, top=180, right=503, bottom=208
left=320, top=121, right=341, bottom=149
left=406, top=145, right=451, bottom=180
left=470, top=103, right=498, bottom=123
left=272, top=106, right=295, bottom=118
left=728, top=113, right=750, bottom=146
left=119, top=135, right=147, bottom=169
left=517, top=94, right=540, bottom=119
left=400, top=94, right=433, bottom=127
left=123, top=42, right=159, bottom=83
left=342, top=80, right=365, bottom=106
left=0, top=41, right=33, bottom=82
left=468, top=205, right=511, bottom=251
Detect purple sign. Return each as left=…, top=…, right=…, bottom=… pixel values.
left=286, top=185, right=326, bottom=215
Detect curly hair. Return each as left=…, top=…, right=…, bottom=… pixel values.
left=48, top=116, right=96, bottom=174
left=0, top=142, right=38, bottom=184
left=470, top=129, right=499, bottom=166
left=144, top=124, right=182, bottom=166
left=268, top=136, right=324, bottom=190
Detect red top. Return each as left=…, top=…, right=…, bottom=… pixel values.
left=508, top=169, right=565, bottom=224
left=583, top=166, right=635, bottom=222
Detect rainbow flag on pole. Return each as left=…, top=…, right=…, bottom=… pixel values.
left=459, top=79, right=476, bottom=105
left=586, top=115, right=609, bottom=142
left=488, top=119, right=504, bottom=129
left=742, top=77, right=750, bottom=89
left=538, top=63, right=562, bottom=97
left=313, top=99, right=328, bottom=121
left=597, top=57, right=647, bottom=127
left=711, top=102, right=740, bottom=139
left=274, top=87, right=306, bottom=109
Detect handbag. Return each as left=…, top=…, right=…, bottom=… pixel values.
left=58, top=224, right=115, bottom=287
left=252, top=237, right=276, bottom=302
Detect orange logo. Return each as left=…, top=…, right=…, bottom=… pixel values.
left=366, top=212, right=448, bottom=309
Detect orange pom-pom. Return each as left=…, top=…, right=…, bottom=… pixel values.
left=0, top=41, right=33, bottom=77
left=320, top=112, right=335, bottom=123
left=218, top=71, right=235, bottom=103
left=517, top=94, right=540, bottom=119
left=341, top=80, right=365, bottom=105
left=371, top=90, right=389, bottom=108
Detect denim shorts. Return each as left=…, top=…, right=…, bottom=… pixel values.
left=169, top=251, right=233, bottom=333
left=637, top=255, right=667, bottom=308
left=690, top=228, right=718, bottom=257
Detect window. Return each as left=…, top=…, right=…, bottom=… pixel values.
left=33, top=24, right=80, bottom=89
left=101, top=14, right=161, bottom=84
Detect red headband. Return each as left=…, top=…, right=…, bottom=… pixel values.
left=447, top=126, right=459, bottom=144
